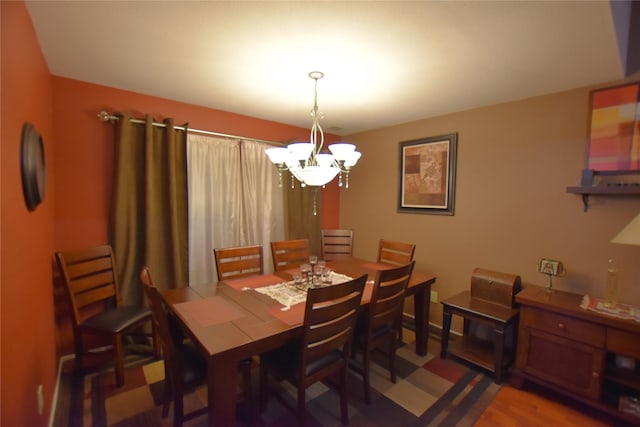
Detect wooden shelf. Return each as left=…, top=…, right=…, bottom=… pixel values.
left=605, top=366, right=640, bottom=391
left=566, top=185, right=640, bottom=212
left=447, top=335, right=513, bottom=373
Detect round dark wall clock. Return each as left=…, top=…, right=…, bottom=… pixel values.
left=20, top=122, right=46, bottom=211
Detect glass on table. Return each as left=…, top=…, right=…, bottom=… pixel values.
left=313, top=266, right=322, bottom=285
left=292, top=272, right=303, bottom=288
left=300, top=263, right=311, bottom=283
left=321, top=268, right=333, bottom=284
left=309, top=255, right=318, bottom=272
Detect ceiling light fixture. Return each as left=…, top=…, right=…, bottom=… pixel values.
left=266, top=71, right=361, bottom=189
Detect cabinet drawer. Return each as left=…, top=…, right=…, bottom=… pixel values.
left=607, top=328, right=640, bottom=359
left=521, top=307, right=605, bottom=347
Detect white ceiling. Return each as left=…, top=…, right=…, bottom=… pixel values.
left=25, top=1, right=626, bottom=136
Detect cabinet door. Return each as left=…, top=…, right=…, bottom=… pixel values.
left=519, top=327, right=604, bottom=400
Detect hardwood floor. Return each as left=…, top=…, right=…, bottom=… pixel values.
left=475, top=384, right=614, bottom=427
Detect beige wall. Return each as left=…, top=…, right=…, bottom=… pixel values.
left=341, top=77, right=640, bottom=330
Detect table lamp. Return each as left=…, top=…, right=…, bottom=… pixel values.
left=609, top=212, right=640, bottom=306
left=538, top=258, right=565, bottom=293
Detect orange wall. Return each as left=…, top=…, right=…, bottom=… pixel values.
left=1, top=2, right=57, bottom=425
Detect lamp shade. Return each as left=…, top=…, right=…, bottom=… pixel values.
left=265, top=147, right=288, bottom=164
left=328, top=143, right=356, bottom=160
left=292, top=166, right=340, bottom=186
left=611, top=212, right=640, bottom=246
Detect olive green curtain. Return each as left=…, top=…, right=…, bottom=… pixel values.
left=284, top=184, right=322, bottom=256
left=110, top=114, right=189, bottom=305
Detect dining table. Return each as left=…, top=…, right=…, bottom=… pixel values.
left=161, top=256, right=436, bottom=427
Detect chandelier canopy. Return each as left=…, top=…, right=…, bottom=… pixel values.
left=266, top=71, right=361, bottom=188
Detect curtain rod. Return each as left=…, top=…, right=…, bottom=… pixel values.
left=97, top=111, right=283, bottom=146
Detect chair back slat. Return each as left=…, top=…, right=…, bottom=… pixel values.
left=66, top=257, right=113, bottom=279
left=74, top=285, right=117, bottom=309
left=59, top=245, right=113, bottom=264
left=321, top=229, right=353, bottom=261
left=377, top=239, right=415, bottom=266
left=270, top=239, right=310, bottom=271
left=67, top=269, right=116, bottom=295
left=214, top=245, right=264, bottom=281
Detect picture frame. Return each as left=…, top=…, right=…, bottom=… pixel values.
left=587, top=81, right=640, bottom=173
left=398, top=133, right=457, bottom=215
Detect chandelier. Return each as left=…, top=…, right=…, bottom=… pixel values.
left=266, top=71, right=361, bottom=189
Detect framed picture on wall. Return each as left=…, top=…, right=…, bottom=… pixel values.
left=587, top=82, right=640, bottom=172
left=398, top=133, right=457, bottom=215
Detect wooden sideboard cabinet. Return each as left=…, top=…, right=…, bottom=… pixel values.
left=512, top=285, right=640, bottom=425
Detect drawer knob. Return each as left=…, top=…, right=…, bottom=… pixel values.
left=557, top=323, right=565, bottom=329
left=592, top=372, right=599, bottom=378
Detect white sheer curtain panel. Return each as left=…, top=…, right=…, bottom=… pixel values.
left=187, top=134, right=284, bottom=286
left=241, top=140, right=285, bottom=271
left=188, top=135, right=242, bottom=286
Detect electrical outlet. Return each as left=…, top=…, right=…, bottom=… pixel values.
left=430, top=290, right=438, bottom=303
left=37, top=384, right=44, bottom=416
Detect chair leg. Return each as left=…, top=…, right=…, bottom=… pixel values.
left=259, top=361, right=268, bottom=413
left=114, top=334, right=125, bottom=387
left=340, top=367, right=349, bottom=424
left=173, top=379, right=184, bottom=427
left=297, top=386, right=306, bottom=427
left=241, top=363, right=254, bottom=422
left=152, top=323, right=161, bottom=359
left=74, top=332, right=84, bottom=374
left=389, top=337, right=397, bottom=383
left=363, top=347, right=371, bottom=405
left=161, top=362, right=171, bottom=418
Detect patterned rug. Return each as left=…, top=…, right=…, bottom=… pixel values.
left=53, top=332, right=501, bottom=427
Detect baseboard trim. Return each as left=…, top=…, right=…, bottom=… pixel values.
left=50, top=353, right=74, bottom=427
left=402, top=312, right=462, bottom=338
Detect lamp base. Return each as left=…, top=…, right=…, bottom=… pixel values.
left=604, top=260, right=618, bottom=308
left=545, top=275, right=555, bottom=293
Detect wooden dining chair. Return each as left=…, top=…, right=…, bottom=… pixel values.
left=321, top=229, right=354, bottom=261
left=377, top=239, right=416, bottom=266
left=214, top=244, right=264, bottom=282
left=259, top=274, right=368, bottom=426
left=140, top=267, right=253, bottom=427
left=352, top=261, right=415, bottom=404
left=55, top=245, right=153, bottom=387
left=270, top=239, right=310, bottom=271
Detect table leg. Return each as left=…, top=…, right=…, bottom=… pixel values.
left=209, top=356, right=238, bottom=426
left=413, top=286, right=431, bottom=356
left=441, top=309, right=452, bottom=359
left=493, top=326, right=505, bottom=384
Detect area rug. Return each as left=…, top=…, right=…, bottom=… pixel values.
left=53, top=334, right=501, bottom=427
